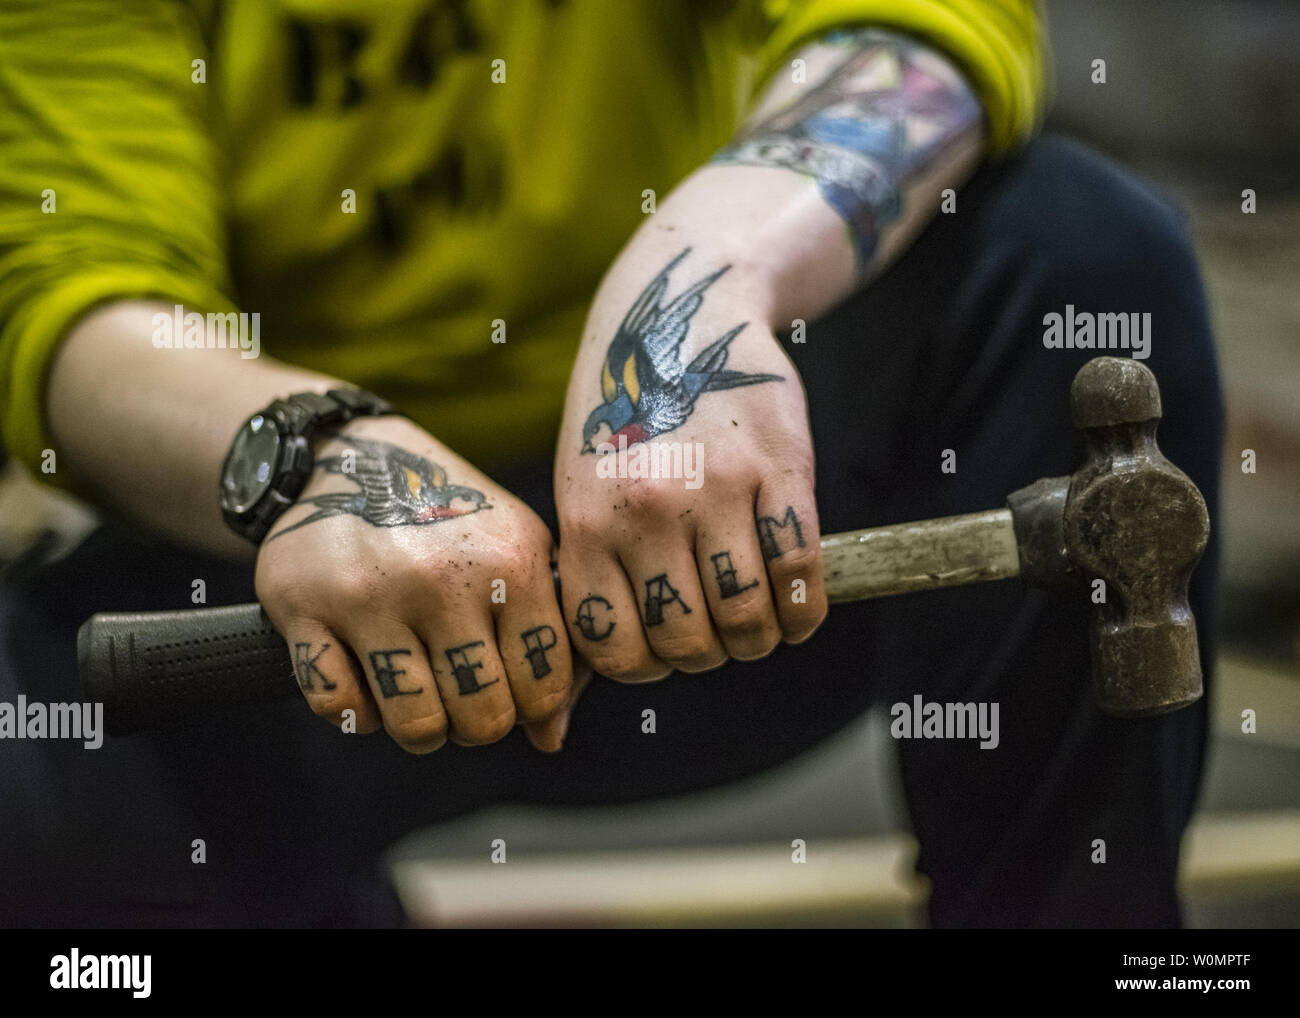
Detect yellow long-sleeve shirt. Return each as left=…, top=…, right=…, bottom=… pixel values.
left=0, top=0, right=1045, bottom=478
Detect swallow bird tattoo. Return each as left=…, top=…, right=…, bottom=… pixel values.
left=269, top=436, right=491, bottom=540
left=581, top=249, right=782, bottom=452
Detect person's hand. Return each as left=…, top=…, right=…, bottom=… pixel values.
left=555, top=247, right=828, bottom=681
left=255, top=416, right=575, bottom=753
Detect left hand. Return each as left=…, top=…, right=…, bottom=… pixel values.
left=555, top=247, right=828, bottom=682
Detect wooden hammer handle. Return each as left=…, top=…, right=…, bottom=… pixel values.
left=822, top=508, right=1020, bottom=602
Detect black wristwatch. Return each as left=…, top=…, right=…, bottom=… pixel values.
left=219, top=388, right=400, bottom=543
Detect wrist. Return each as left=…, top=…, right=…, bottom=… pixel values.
left=583, top=240, right=781, bottom=356
left=603, top=165, right=861, bottom=329
left=219, top=387, right=403, bottom=545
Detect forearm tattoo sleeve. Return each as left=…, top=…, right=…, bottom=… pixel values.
left=712, top=28, right=983, bottom=269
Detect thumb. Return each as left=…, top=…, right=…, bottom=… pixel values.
left=522, top=656, right=594, bottom=753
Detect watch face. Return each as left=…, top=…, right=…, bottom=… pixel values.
left=222, top=414, right=282, bottom=514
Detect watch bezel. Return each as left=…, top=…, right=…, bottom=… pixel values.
left=220, top=413, right=283, bottom=515
left=220, top=407, right=314, bottom=542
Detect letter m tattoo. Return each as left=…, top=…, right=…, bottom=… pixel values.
left=757, top=506, right=805, bottom=560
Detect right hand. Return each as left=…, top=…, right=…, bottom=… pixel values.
left=254, top=416, right=575, bottom=754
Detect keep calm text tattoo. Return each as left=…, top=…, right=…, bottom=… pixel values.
left=758, top=506, right=805, bottom=560
left=575, top=595, right=616, bottom=641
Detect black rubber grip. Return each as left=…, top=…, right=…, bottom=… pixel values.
left=77, top=603, right=295, bottom=736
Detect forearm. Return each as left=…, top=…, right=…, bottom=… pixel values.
left=596, top=27, right=986, bottom=329
left=46, top=300, right=347, bottom=559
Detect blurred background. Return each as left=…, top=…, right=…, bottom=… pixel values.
left=2, top=0, right=1297, bottom=926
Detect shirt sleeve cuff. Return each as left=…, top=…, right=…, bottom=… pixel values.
left=754, top=0, right=1048, bottom=154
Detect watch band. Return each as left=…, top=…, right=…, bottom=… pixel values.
left=270, top=387, right=397, bottom=435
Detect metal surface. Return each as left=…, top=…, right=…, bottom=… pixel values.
left=1064, top=357, right=1211, bottom=716
left=1006, top=475, right=1074, bottom=590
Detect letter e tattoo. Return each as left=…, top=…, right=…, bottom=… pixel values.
left=446, top=641, right=498, bottom=695
left=368, top=649, right=420, bottom=697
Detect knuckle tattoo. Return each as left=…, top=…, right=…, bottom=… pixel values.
left=573, top=594, right=616, bottom=642
left=519, top=624, right=560, bottom=679
left=642, top=573, right=691, bottom=627
left=708, top=549, right=761, bottom=600
left=756, top=506, right=808, bottom=562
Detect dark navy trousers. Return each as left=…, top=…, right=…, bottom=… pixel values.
left=0, top=136, right=1223, bottom=927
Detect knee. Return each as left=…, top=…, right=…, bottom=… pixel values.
left=987, top=136, right=1224, bottom=540
left=985, top=136, right=1206, bottom=314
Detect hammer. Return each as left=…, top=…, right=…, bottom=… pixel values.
left=77, top=356, right=1209, bottom=734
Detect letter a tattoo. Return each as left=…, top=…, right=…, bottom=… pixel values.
left=643, top=573, right=691, bottom=626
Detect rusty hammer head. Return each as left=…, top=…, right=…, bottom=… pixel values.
left=1007, top=357, right=1210, bottom=717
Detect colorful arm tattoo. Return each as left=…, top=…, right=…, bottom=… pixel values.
left=581, top=248, right=781, bottom=451
left=711, top=28, right=983, bottom=269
